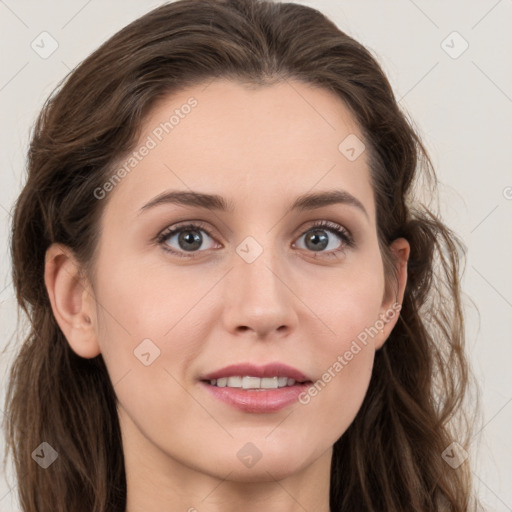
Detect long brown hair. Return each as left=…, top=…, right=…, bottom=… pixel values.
left=3, top=0, right=478, bottom=510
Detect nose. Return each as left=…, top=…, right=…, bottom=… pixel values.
left=221, top=245, right=298, bottom=340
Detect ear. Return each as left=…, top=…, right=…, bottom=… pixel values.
left=375, top=237, right=410, bottom=350
left=44, top=243, right=101, bottom=358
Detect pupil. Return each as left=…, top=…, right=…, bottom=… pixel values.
left=306, top=230, right=328, bottom=251
left=179, top=230, right=202, bottom=251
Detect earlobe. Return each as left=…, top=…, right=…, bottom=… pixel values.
left=44, top=243, right=101, bottom=359
left=376, top=237, right=410, bottom=349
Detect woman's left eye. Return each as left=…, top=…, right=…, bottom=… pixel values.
left=294, top=220, right=354, bottom=257
left=156, top=220, right=354, bottom=259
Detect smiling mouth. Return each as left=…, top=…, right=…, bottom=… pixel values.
left=203, top=376, right=311, bottom=390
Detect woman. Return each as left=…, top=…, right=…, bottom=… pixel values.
left=3, top=0, right=478, bottom=510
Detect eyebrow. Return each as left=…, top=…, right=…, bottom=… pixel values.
left=139, top=189, right=369, bottom=219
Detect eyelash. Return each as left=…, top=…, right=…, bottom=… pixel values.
left=155, top=220, right=354, bottom=259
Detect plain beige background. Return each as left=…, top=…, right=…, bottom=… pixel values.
left=1, top=0, right=511, bottom=510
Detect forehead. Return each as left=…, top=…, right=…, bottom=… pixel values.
left=103, top=79, right=375, bottom=220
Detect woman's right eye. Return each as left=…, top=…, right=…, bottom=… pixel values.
left=156, top=222, right=218, bottom=258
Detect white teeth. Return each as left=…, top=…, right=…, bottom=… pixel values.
left=208, top=376, right=301, bottom=389
left=242, top=376, right=261, bottom=389
left=260, top=377, right=279, bottom=389
left=226, top=376, right=242, bottom=388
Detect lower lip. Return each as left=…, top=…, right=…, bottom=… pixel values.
left=200, top=381, right=311, bottom=413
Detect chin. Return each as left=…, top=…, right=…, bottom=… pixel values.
left=202, top=445, right=314, bottom=482
left=216, top=460, right=305, bottom=483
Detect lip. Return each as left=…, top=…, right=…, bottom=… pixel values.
left=200, top=381, right=311, bottom=413
left=200, top=362, right=312, bottom=413
left=201, top=362, right=310, bottom=382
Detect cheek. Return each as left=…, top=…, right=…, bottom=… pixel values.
left=91, top=247, right=213, bottom=380
left=91, top=253, right=213, bottom=438
left=295, top=254, right=385, bottom=435
left=95, top=235, right=204, bottom=322
left=304, top=248, right=385, bottom=348
left=295, top=309, right=378, bottom=445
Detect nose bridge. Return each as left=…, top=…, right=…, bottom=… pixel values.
left=222, top=233, right=297, bottom=336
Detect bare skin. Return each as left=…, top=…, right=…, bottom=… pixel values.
left=44, top=79, right=409, bottom=512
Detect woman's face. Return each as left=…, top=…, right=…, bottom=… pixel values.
left=58, top=80, right=407, bottom=485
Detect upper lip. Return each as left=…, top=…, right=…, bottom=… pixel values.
left=201, top=363, right=311, bottom=383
